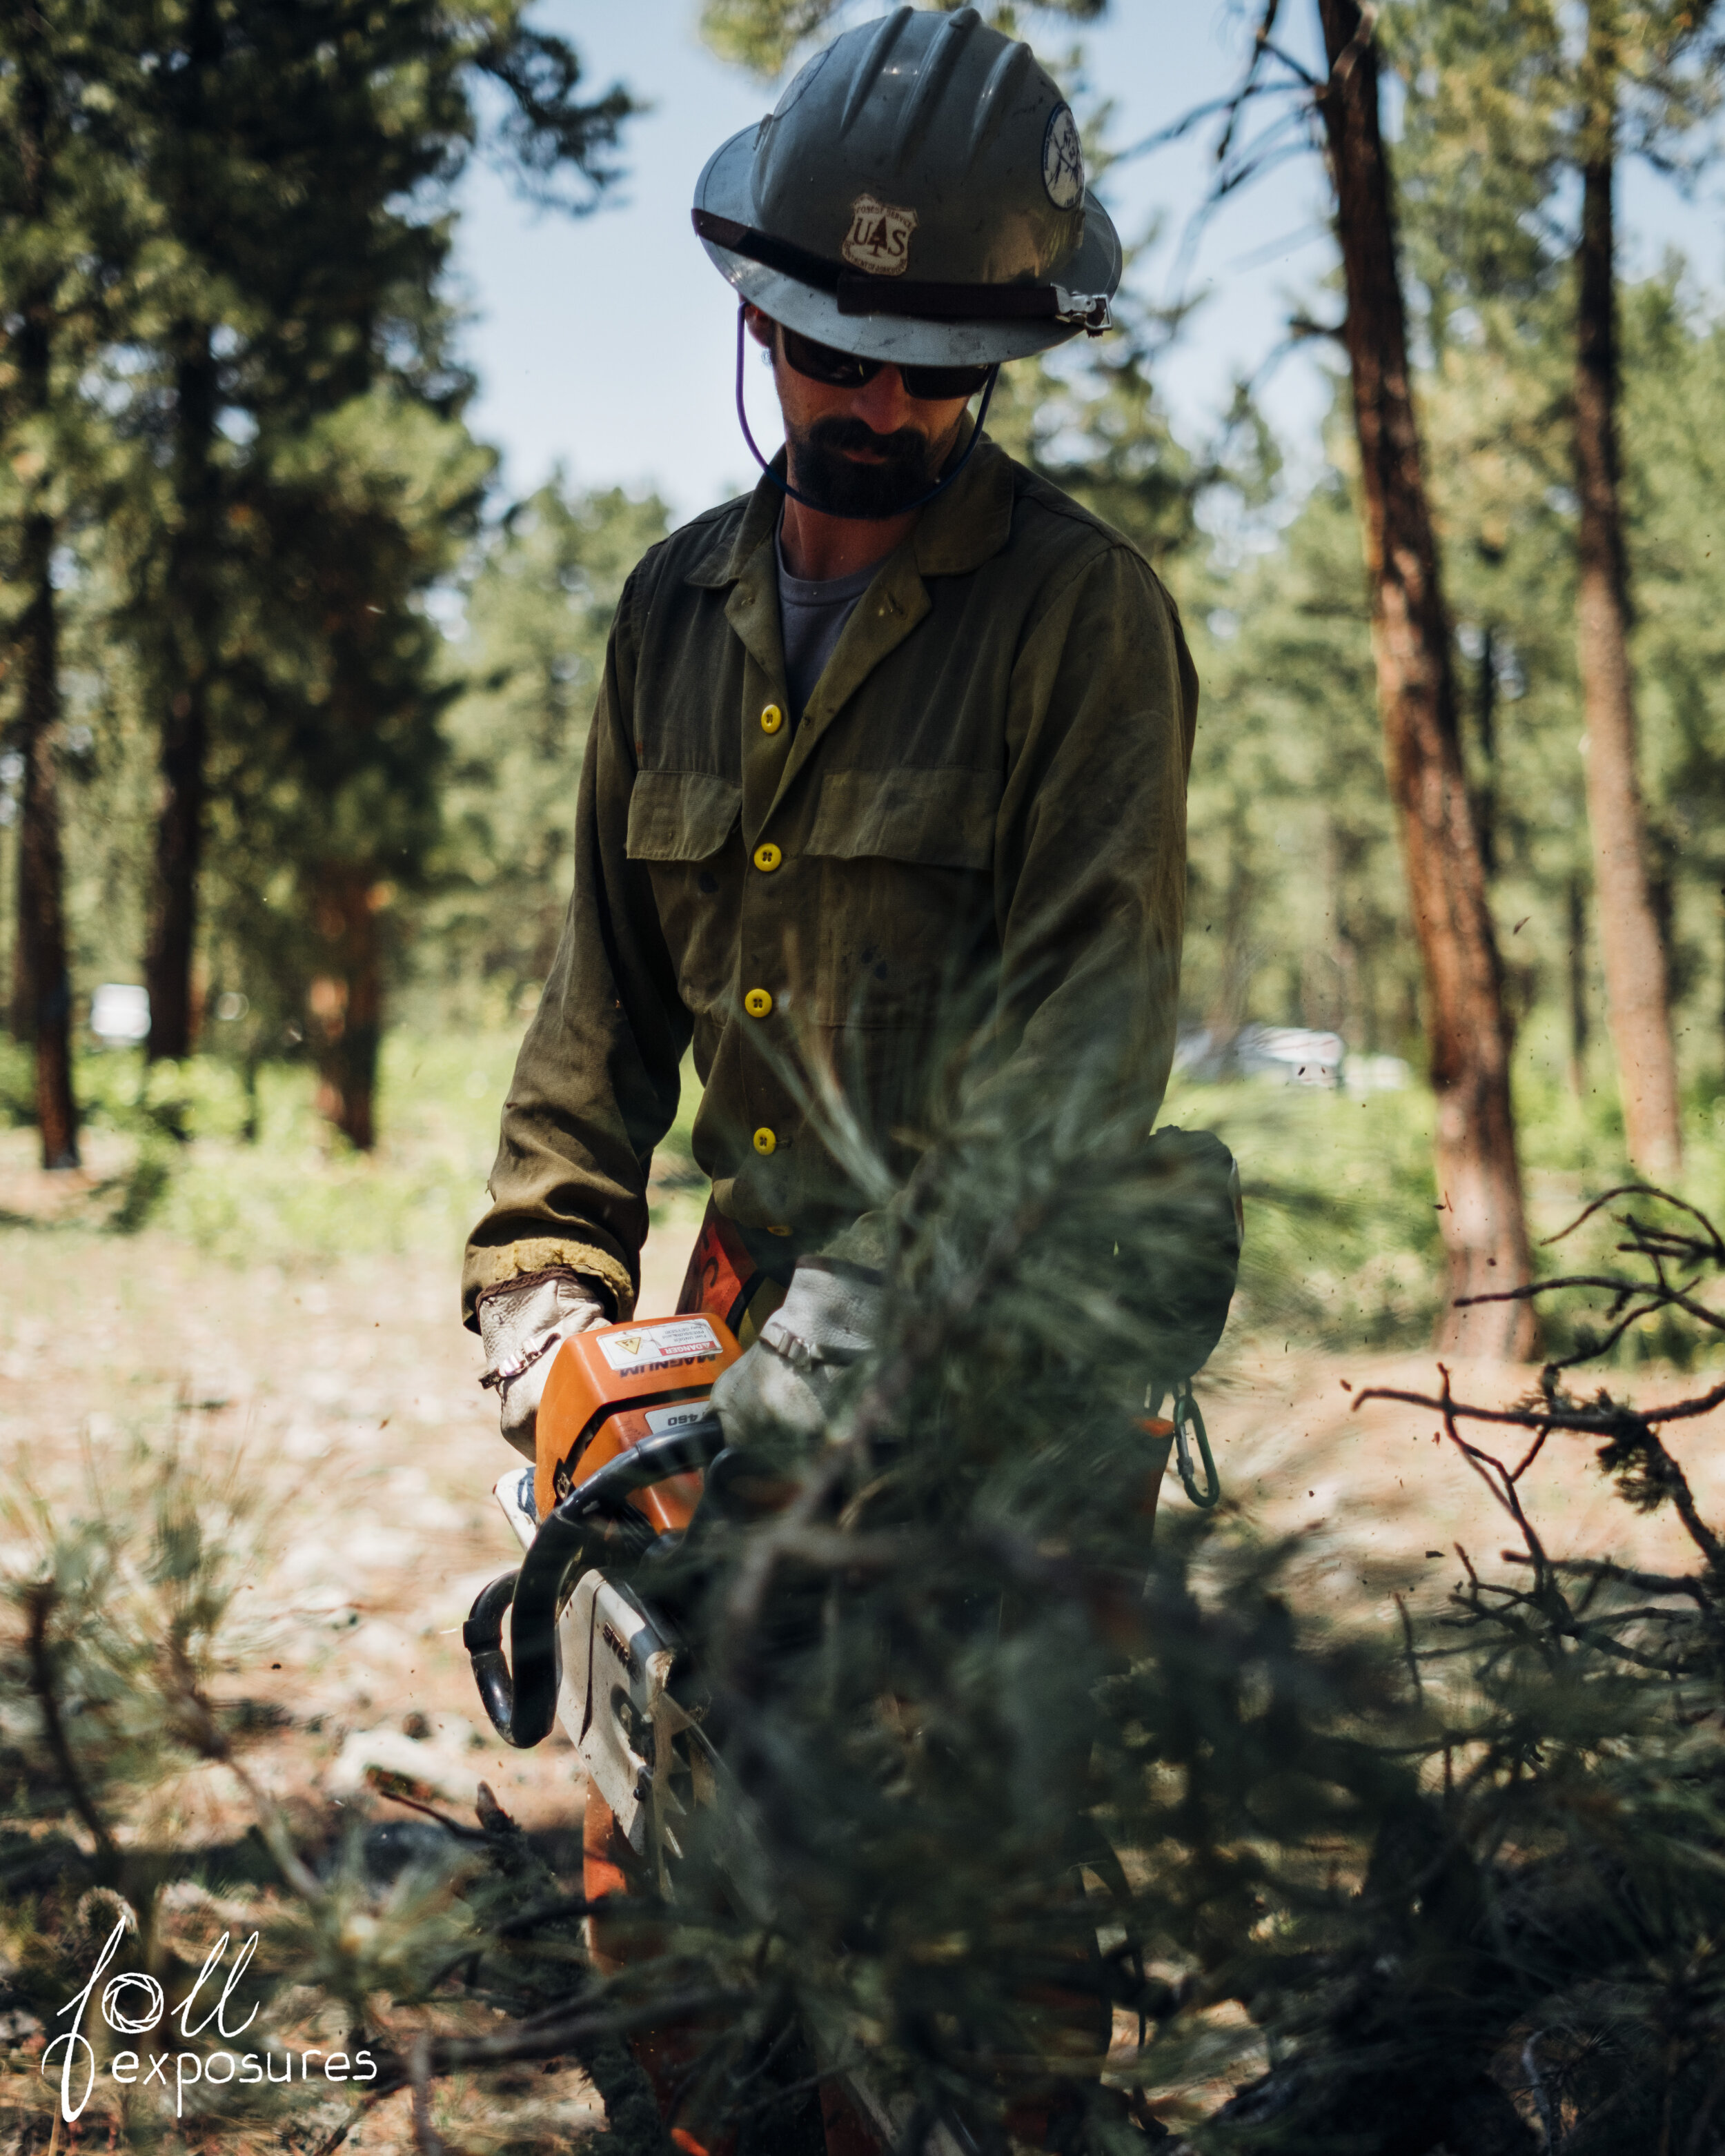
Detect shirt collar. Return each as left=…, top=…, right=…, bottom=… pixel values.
left=914, top=430, right=1016, bottom=577
left=686, top=459, right=786, bottom=590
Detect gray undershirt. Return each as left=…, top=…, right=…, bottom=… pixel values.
left=775, top=524, right=880, bottom=724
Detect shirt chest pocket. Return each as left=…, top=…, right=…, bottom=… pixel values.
left=804, top=766, right=1000, bottom=1029
left=626, top=769, right=742, bottom=1019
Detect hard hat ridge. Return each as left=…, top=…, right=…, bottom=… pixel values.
left=837, top=10, right=914, bottom=139
left=961, top=36, right=1041, bottom=170
left=693, top=5, right=1123, bottom=370
left=886, top=8, right=982, bottom=169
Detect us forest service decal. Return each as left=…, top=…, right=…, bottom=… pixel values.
left=842, top=193, right=918, bottom=275
left=1042, top=103, right=1084, bottom=210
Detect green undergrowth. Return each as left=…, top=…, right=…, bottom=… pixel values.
left=0, top=1031, right=703, bottom=1267
left=134, top=1034, right=522, bottom=1263
left=3, top=1025, right=1722, bottom=1358
left=1162, top=1076, right=1448, bottom=1353
left=1170, top=1059, right=1725, bottom=1365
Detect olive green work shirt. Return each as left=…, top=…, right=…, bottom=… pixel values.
left=462, top=435, right=1199, bottom=1327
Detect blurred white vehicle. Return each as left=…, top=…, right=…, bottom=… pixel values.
left=90, top=983, right=150, bottom=1044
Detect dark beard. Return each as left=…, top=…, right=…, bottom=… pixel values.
left=787, top=413, right=952, bottom=520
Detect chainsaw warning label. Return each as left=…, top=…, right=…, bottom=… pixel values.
left=598, top=1317, right=721, bottom=1375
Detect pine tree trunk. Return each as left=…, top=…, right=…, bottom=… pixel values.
left=1316, top=0, right=1534, bottom=1358
left=14, top=508, right=81, bottom=1171
left=1573, top=4, right=1682, bottom=1176
left=1568, top=875, right=1590, bottom=1099
left=144, top=333, right=217, bottom=1062
left=308, top=863, right=382, bottom=1151
left=1472, top=623, right=1497, bottom=880
left=10, top=40, right=79, bottom=1169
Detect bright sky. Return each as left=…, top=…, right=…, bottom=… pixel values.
left=450, top=1, right=1725, bottom=525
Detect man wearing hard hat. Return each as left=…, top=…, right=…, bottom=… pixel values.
left=468, top=1, right=1196, bottom=1420
left=464, top=0, right=1196, bottom=2110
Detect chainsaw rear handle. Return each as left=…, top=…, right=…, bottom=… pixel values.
left=464, top=1571, right=527, bottom=1743
left=464, top=1414, right=728, bottom=1748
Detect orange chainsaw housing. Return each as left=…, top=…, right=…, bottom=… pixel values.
left=533, top=1313, right=741, bottom=1528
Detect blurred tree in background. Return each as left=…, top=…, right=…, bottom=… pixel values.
left=0, top=0, right=636, bottom=1151
left=121, top=0, right=635, bottom=1071
left=1394, top=0, right=1723, bottom=1177
left=202, top=393, right=493, bottom=1149
left=1312, top=0, right=1535, bottom=1353
left=0, top=0, right=146, bottom=1168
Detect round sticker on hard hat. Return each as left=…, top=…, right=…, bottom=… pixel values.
left=1042, top=103, right=1085, bottom=210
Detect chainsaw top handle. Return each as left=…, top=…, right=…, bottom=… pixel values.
left=464, top=1414, right=728, bottom=1749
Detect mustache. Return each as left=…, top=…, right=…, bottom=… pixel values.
left=804, top=415, right=931, bottom=462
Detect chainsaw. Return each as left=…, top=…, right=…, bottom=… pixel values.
left=463, top=1311, right=742, bottom=1886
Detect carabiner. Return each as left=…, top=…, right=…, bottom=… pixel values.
left=1172, top=1379, right=1221, bottom=1511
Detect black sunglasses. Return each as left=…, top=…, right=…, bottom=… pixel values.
left=778, top=323, right=993, bottom=403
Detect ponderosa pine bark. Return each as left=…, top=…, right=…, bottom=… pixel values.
left=1572, top=1, right=1682, bottom=1176
left=1316, top=0, right=1534, bottom=1358
left=9, top=34, right=79, bottom=1169
left=1568, top=874, right=1590, bottom=1099
left=1472, top=622, right=1497, bottom=880
left=307, top=862, right=383, bottom=1151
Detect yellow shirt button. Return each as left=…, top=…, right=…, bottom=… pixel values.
left=744, top=987, right=773, bottom=1019
left=753, top=842, right=782, bottom=873
left=760, top=704, right=784, bottom=735
left=753, top=1127, right=777, bottom=1156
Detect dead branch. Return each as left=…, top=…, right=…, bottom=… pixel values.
left=362, top=1987, right=749, bottom=2093
left=1541, top=1183, right=1725, bottom=1260
left=1217, top=0, right=1285, bottom=170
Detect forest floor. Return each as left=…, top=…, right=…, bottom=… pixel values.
left=6, top=1132, right=1721, bottom=1852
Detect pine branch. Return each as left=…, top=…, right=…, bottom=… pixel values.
left=21, top=1580, right=117, bottom=1870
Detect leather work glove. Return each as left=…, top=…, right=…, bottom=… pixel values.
left=709, top=1257, right=883, bottom=1467
left=478, top=1271, right=608, bottom=1459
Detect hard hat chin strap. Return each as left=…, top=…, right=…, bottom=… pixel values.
left=732, top=304, right=998, bottom=522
